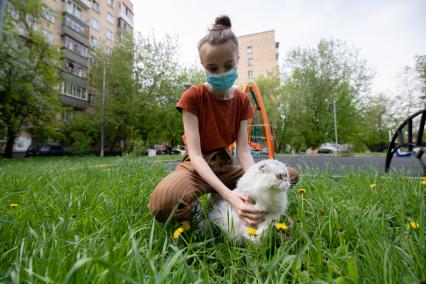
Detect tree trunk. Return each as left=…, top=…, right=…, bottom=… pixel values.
left=4, top=132, right=16, bottom=158
left=108, top=128, right=119, bottom=153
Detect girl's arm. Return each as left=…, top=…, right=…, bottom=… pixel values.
left=236, top=119, right=255, bottom=171
left=183, top=110, right=265, bottom=227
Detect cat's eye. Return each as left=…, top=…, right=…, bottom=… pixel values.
left=276, top=174, right=284, bottom=180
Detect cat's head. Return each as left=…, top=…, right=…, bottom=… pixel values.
left=252, top=159, right=291, bottom=191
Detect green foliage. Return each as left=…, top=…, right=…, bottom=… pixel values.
left=279, top=39, right=373, bottom=150
left=0, top=157, right=424, bottom=282
left=357, top=94, right=394, bottom=152
left=0, top=0, right=60, bottom=157
left=88, top=34, right=197, bottom=151
left=61, top=112, right=98, bottom=154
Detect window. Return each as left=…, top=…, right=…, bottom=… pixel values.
left=91, top=0, right=100, bottom=13
left=41, top=5, right=55, bottom=23
left=120, top=3, right=133, bottom=23
left=247, top=46, right=253, bottom=54
left=248, top=70, right=254, bottom=78
left=248, top=58, right=253, bottom=66
left=63, top=58, right=88, bottom=78
left=118, top=18, right=132, bottom=32
left=91, top=18, right=99, bottom=30
left=61, top=82, right=88, bottom=100
left=66, top=0, right=82, bottom=18
left=88, top=93, right=96, bottom=105
left=107, top=0, right=114, bottom=7
left=64, top=36, right=88, bottom=58
left=107, top=13, right=114, bottom=24
left=41, top=29, right=53, bottom=43
left=90, top=36, right=98, bottom=49
left=62, top=107, right=74, bottom=121
left=26, top=15, right=36, bottom=27
left=106, top=30, right=113, bottom=41
left=89, top=54, right=98, bottom=65
left=64, top=15, right=88, bottom=35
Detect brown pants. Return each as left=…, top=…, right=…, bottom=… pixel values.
left=147, top=149, right=299, bottom=222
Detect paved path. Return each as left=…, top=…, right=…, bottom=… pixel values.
left=275, top=155, right=423, bottom=176
left=163, top=155, right=424, bottom=176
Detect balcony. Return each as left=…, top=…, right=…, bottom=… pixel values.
left=119, top=3, right=133, bottom=28
left=62, top=25, right=89, bottom=47
left=60, top=71, right=87, bottom=89
left=74, top=0, right=91, bottom=10
left=62, top=12, right=89, bottom=44
left=60, top=95, right=88, bottom=109
left=61, top=48, right=88, bottom=67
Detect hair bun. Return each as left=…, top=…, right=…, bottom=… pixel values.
left=215, top=15, right=232, bottom=28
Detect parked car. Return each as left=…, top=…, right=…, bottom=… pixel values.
left=318, top=143, right=339, bottom=154
left=26, top=144, right=69, bottom=157
left=318, top=143, right=351, bottom=154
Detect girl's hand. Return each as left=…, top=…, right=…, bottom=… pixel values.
left=226, top=191, right=266, bottom=228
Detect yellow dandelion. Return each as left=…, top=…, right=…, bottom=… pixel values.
left=181, top=221, right=191, bottom=232
left=408, top=221, right=420, bottom=230
left=9, top=203, right=18, bottom=209
left=173, top=227, right=185, bottom=240
left=421, top=178, right=426, bottom=185
left=247, top=227, right=257, bottom=236
left=298, top=188, right=307, bottom=195
left=369, top=183, right=376, bottom=190
left=275, top=223, right=288, bottom=232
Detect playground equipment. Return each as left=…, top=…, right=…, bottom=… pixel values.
left=385, top=109, right=426, bottom=175
left=241, top=83, right=275, bottom=159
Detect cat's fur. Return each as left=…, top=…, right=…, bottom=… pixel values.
left=209, top=159, right=291, bottom=242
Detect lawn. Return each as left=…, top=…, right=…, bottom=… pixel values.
left=0, top=156, right=424, bottom=283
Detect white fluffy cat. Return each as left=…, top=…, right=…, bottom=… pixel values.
left=209, top=159, right=291, bottom=242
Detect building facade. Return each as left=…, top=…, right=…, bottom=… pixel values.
left=3, top=0, right=133, bottom=154
left=236, top=30, right=279, bottom=86
left=38, top=0, right=134, bottom=110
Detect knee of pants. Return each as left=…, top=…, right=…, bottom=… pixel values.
left=148, top=191, right=197, bottom=223
left=288, top=167, right=300, bottom=186
left=147, top=172, right=202, bottom=223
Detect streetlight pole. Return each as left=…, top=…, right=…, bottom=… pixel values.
left=100, top=62, right=106, bottom=157
left=333, top=99, right=339, bottom=156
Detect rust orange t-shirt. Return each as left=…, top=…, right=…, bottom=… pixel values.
left=176, top=83, right=254, bottom=153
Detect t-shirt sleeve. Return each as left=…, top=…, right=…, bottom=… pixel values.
left=176, top=87, right=200, bottom=117
left=240, top=93, right=254, bottom=121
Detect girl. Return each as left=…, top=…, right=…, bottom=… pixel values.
left=148, top=15, right=299, bottom=228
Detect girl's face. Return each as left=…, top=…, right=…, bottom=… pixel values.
left=199, top=41, right=238, bottom=74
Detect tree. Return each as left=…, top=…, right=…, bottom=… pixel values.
left=255, top=71, right=287, bottom=152
left=280, top=39, right=373, bottom=151
left=133, top=35, right=189, bottom=147
left=0, top=0, right=60, bottom=158
left=415, top=54, right=426, bottom=89
left=357, top=94, right=394, bottom=151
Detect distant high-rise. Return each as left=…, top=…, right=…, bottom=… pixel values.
left=236, top=30, right=279, bottom=86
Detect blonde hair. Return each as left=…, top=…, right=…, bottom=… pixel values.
left=197, top=15, right=239, bottom=54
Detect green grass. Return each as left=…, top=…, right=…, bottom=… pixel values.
left=0, top=156, right=424, bottom=283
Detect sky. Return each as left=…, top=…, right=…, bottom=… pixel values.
left=133, top=0, right=426, bottom=95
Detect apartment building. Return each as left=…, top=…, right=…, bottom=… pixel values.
left=236, top=30, right=279, bottom=86
left=2, top=0, right=133, bottom=155
left=38, top=0, right=134, bottom=110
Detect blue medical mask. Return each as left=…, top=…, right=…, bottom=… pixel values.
left=205, top=68, right=238, bottom=93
